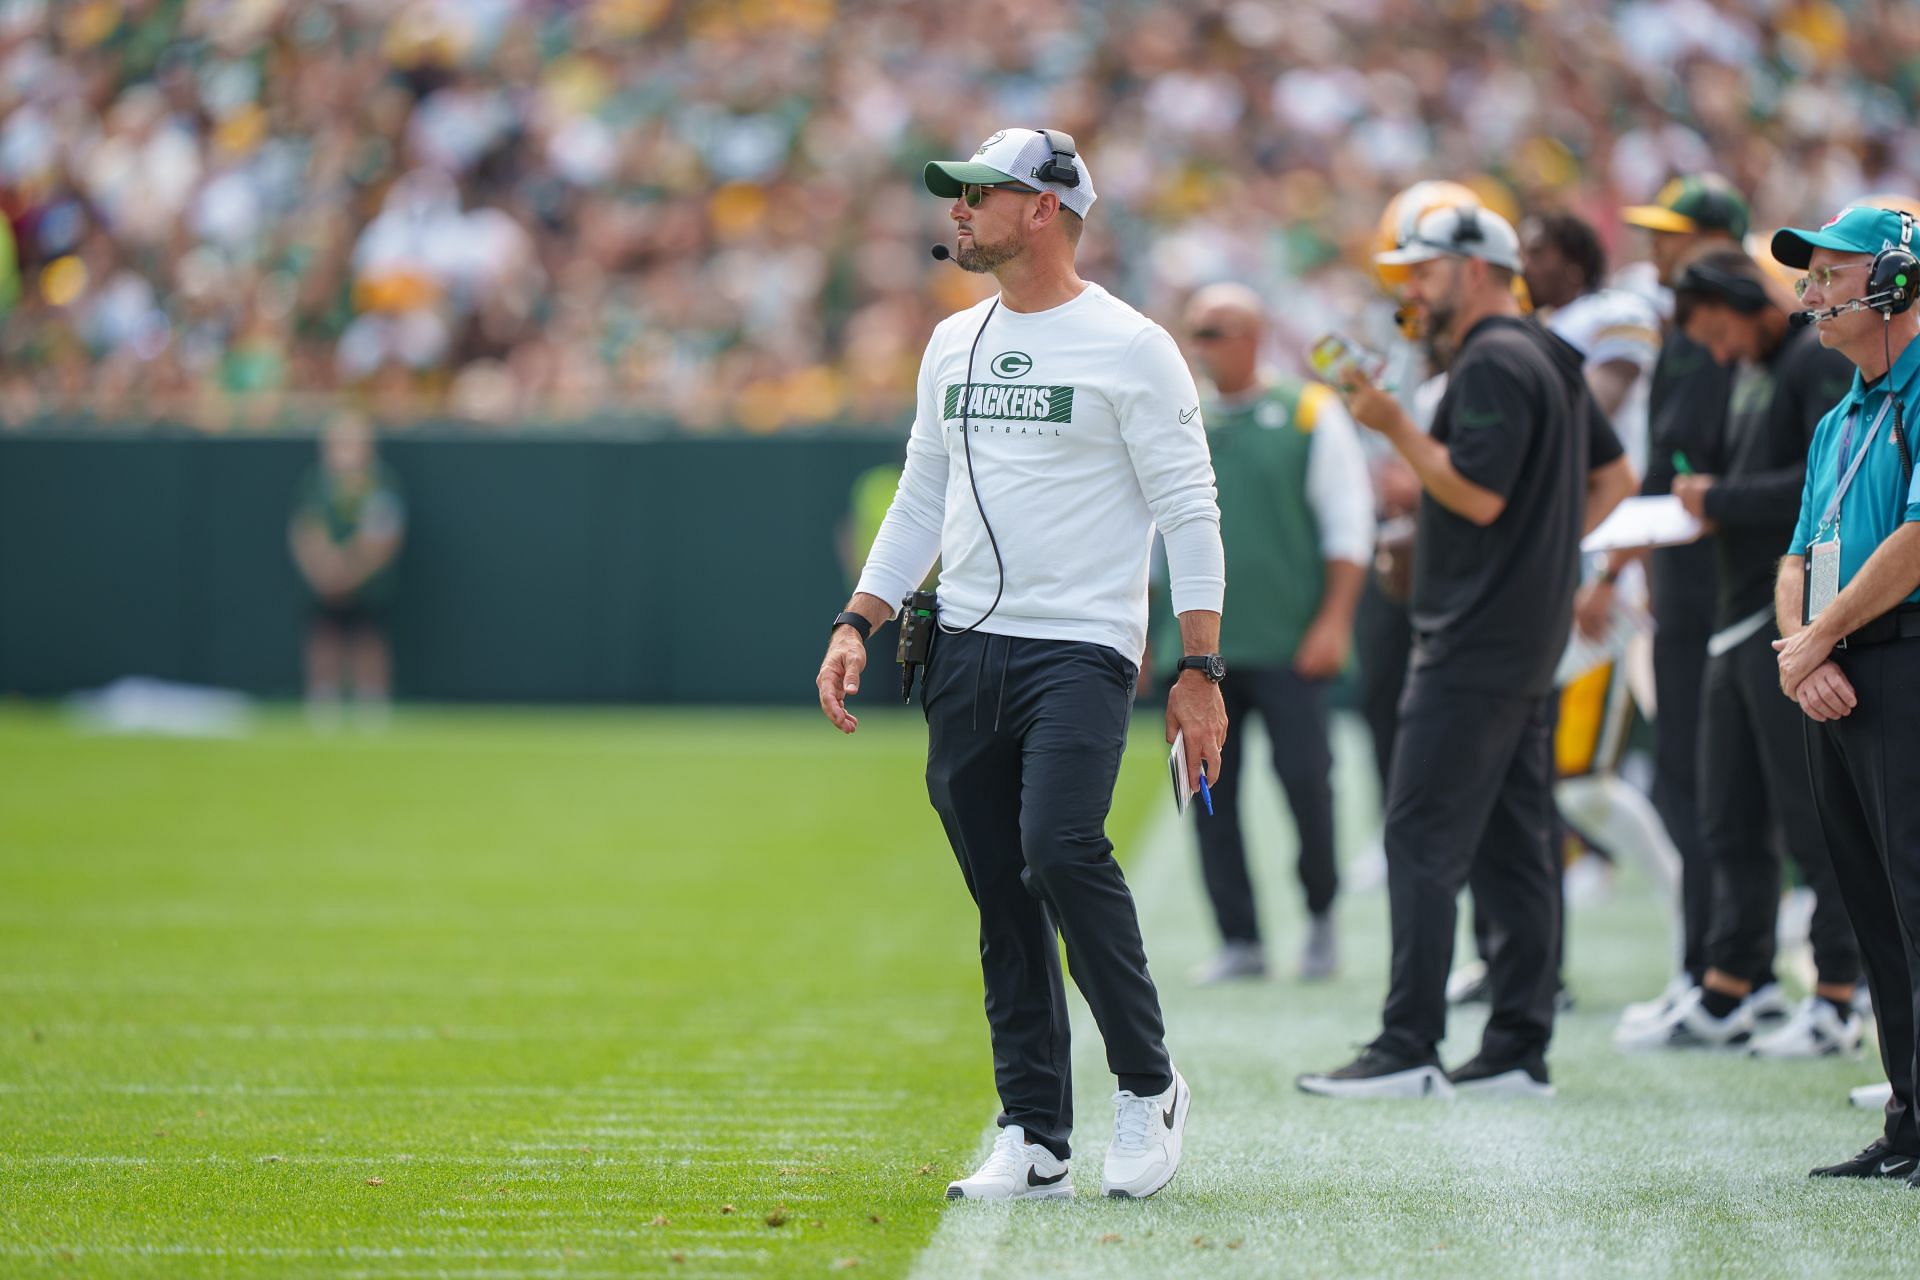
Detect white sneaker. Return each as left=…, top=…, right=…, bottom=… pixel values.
left=1446, top=959, right=1489, bottom=1005
left=1749, top=996, right=1864, bottom=1059
left=1614, top=986, right=1755, bottom=1051
left=1852, top=1081, right=1895, bottom=1110
left=1192, top=941, right=1267, bottom=985
left=1101, top=1070, right=1189, bottom=1199
left=1618, top=975, right=1693, bottom=1030
left=945, top=1125, right=1073, bottom=1201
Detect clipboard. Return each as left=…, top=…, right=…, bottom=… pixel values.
left=1169, top=732, right=1199, bottom=815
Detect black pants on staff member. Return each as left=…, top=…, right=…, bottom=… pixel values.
left=922, top=626, right=1172, bottom=1161
left=1650, top=546, right=1716, bottom=984
left=1700, top=627, right=1859, bottom=988
left=1186, top=666, right=1338, bottom=945
left=1375, top=667, right=1561, bottom=1064
left=1805, top=632, right=1920, bottom=1155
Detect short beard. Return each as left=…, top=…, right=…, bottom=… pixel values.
left=956, top=232, right=1023, bottom=274
left=1421, top=300, right=1459, bottom=370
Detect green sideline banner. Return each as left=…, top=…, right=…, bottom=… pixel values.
left=0, top=432, right=908, bottom=704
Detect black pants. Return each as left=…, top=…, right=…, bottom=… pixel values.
left=922, top=627, right=1171, bottom=1159
left=1357, top=579, right=1414, bottom=795
left=1651, top=550, right=1715, bottom=983
left=1377, top=668, right=1560, bottom=1063
left=1187, top=666, right=1338, bottom=944
left=1700, top=627, right=1860, bottom=988
left=1805, top=635, right=1920, bottom=1154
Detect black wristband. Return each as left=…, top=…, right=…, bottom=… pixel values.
left=832, top=610, right=873, bottom=640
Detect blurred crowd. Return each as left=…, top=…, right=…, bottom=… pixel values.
left=1, top=0, right=1918, bottom=433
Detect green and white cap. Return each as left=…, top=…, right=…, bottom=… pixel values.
left=1771, top=205, right=1915, bottom=268
left=924, top=129, right=1097, bottom=218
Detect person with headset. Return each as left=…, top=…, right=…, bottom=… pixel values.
left=1296, top=203, right=1634, bottom=1100
left=814, top=128, right=1225, bottom=1201
left=1614, top=249, right=1861, bottom=1056
left=1769, top=206, right=1920, bottom=1183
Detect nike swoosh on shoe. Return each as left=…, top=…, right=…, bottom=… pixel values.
left=1026, top=1167, right=1067, bottom=1187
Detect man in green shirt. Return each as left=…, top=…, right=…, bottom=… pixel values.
left=1158, top=284, right=1374, bottom=982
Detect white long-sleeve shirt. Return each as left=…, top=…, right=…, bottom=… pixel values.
left=857, top=283, right=1224, bottom=661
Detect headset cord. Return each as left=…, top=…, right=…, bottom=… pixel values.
left=948, top=299, right=1006, bottom=639
left=1889, top=315, right=1913, bottom=491
left=946, top=298, right=1009, bottom=733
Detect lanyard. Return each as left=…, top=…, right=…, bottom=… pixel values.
left=1816, top=396, right=1897, bottom=539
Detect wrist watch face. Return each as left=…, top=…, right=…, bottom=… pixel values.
left=1184, top=654, right=1225, bottom=682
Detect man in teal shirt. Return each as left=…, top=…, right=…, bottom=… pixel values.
left=1770, top=205, right=1920, bottom=1183
left=1156, top=284, right=1374, bottom=983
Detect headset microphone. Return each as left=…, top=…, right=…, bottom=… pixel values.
left=930, top=244, right=953, bottom=262
left=1791, top=296, right=1897, bottom=329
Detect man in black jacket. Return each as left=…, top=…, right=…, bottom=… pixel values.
left=1616, top=249, right=1863, bottom=1056
left=1297, top=204, right=1635, bottom=1099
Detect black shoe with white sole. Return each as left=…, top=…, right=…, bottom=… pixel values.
left=1809, top=1138, right=1919, bottom=1180
left=1296, top=1045, right=1454, bottom=1100
left=1447, top=1052, right=1555, bottom=1098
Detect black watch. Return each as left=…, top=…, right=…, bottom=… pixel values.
left=1177, top=653, right=1227, bottom=683
left=831, top=610, right=873, bottom=640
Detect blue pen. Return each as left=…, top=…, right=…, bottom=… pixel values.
left=1198, top=763, right=1213, bottom=817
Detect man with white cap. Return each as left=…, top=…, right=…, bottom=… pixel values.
left=814, top=128, right=1225, bottom=1199
left=1296, top=203, right=1634, bottom=1099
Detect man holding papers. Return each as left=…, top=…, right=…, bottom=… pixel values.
left=1616, top=249, right=1862, bottom=1056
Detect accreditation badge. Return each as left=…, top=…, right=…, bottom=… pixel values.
left=1805, top=539, right=1841, bottom=626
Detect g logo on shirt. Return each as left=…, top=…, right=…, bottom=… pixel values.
left=990, top=351, right=1034, bottom=379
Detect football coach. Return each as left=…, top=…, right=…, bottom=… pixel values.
left=814, top=128, right=1226, bottom=1201
left=1769, top=206, right=1920, bottom=1184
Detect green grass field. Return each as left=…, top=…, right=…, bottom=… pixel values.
left=2, top=704, right=1917, bottom=1278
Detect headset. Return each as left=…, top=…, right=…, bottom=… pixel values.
left=1867, top=209, right=1918, bottom=316
left=1032, top=128, right=1081, bottom=188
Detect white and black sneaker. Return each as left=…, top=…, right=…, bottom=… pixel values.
left=1101, top=1069, right=1188, bottom=1199
left=1618, top=975, right=1694, bottom=1032
left=1613, top=986, right=1755, bottom=1051
left=945, top=1125, right=1073, bottom=1201
left=1448, top=1052, right=1555, bottom=1098
left=1297, top=1045, right=1454, bottom=1100
left=1749, top=996, right=1864, bottom=1059
left=1744, top=982, right=1793, bottom=1026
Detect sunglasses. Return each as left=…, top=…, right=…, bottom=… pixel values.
left=1793, top=262, right=1870, bottom=299
left=1189, top=327, right=1231, bottom=340
left=961, top=181, right=1038, bottom=207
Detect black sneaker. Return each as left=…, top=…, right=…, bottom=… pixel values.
left=1810, top=1138, right=1918, bottom=1179
left=1296, top=1045, right=1453, bottom=1100
left=1447, top=1052, right=1555, bottom=1098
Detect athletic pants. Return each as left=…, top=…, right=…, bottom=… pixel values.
left=923, top=627, right=1171, bottom=1159
left=1357, top=579, right=1413, bottom=796
left=1700, top=626, right=1860, bottom=988
left=1188, top=666, right=1338, bottom=944
left=1376, top=667, right=1560, bottom=1063
left=1805, top=634, right=1920, bottom=1154
left=1650, top=546, right=1715, bottom=983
